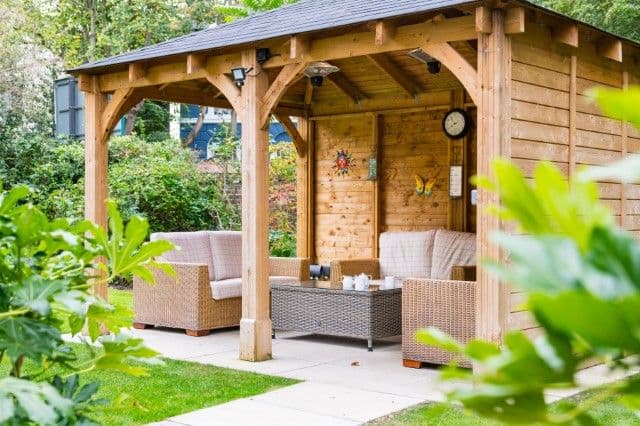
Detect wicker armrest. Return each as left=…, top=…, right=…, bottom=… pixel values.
left=270, top=257, right=310, bottom=281
left=451, top=265, right=476, bottom=281
left=329, top=259, right=380, bottom=285
left=133, top=262, right=212, bottom=321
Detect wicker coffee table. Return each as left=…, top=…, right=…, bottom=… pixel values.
left=271, top=281, right=401, bottom=351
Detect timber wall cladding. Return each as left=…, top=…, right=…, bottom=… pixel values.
left=314, top=115, right=375, bottom=263
left=381, top=110, right=450, bottom=232
left=508, top=25, right=640, bottom=336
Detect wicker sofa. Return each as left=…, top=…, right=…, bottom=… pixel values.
left=133, top=231, right=309, bottom=336
left=330, top=230, right=476, bottom=367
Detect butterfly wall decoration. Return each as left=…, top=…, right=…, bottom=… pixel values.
left=414, top=174, right=436, bottom=196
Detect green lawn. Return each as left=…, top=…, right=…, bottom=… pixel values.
left=371, top=391, right=640, bottom=425
left=4, top=288, right=298, bottom=425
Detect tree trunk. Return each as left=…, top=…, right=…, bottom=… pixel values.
left=124, top=101, right=144, bottom=135
left=230, top=109, right=238, bottom=137
left=182, top=106, right=207, bottom=147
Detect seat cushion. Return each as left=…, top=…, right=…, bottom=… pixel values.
left=379, top=231, right=436, bottom=279
left=431, top=230, right=476, bottom=280
left=210, top=278, right=242, bottom=300
left=210, top=231, right=242, bottom=281
left=151, top=231, right=215, bottom=281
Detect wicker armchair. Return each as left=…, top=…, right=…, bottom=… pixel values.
left=133, top=231, right=309, bottom=336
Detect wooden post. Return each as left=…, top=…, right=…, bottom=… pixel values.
left=621, top=71, right=629, bottom=230
left=82, top=75, right=109, bottom=300
left=371, top=113, right=381, bottom=257
left=568, top=56, right=577, bottom=179
left=296, top=115, right=311, bottom=258
left=239, top=49, right=272, bottom=361
left=475, top=9, right=511, bottom=346
left=448, top=89, right=466, bottom=232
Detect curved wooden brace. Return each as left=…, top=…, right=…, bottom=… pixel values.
left=422, top=42, right=480, bottom=106
left=274, top=113, right=306, bottom=156
left=100, top=87, right=143, bottom=144
left=260, top=62, right=308, bottom=128
left=205, top=72, right=242, bottom=112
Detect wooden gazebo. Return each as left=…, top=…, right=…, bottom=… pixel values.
left=70, top=0, right=640, bottom=362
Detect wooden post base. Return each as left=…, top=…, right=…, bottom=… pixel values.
left=186, top=329, right=210, bottom=337
left=133, top=322, right=151, bottom=330
left=403, top=359, right=424, bottom=369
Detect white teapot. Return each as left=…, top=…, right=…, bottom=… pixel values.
left=355, top=273, right=371, bottom=291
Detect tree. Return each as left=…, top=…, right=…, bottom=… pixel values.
left=419, top=87, right=640, bottom=423
left=534, top=0, right=640, bottom=42
left=215, top=0, right=298, bottom=22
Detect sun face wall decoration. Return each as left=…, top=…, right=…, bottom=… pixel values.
left=333, top=149, right=354, bottom=175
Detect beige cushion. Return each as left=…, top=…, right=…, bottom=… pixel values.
left=210, top=231, right=242, bottom=281
left=379, top=231, right=436, bottom=279
left=210, top=278, right=242, bottom=300
left=269, top=276, right=299, bottom=285
left=151, top=231, right=215, bottom=281
left=431, top=230, right=476, bottom=280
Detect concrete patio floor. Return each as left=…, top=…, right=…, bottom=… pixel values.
left=137, top=327, right=636, bottom=425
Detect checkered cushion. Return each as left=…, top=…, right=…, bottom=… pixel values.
left=379, top=231, right=436, bottom=279
left=431, top=230, right=476, bottom=280
left=209, top=231, right=242, bottom=281
left=151, top=231, right=215, bottom=281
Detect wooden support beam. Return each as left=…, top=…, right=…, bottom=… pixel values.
left=622, top=71, right=629, bottom=229
left=504, top=7, right=525, bottom=35
left=290, top=35, right=310, bottom=60
left=422, top=42, right=480, bottom=106
left=275, top=114, right=306, bottom=156
left=100, top=88, right=141, bottom=144
left=375, top=20, right=396, bottom=45
left=598, top=38, right=623, bottom=63
left=128, top=62, right=148, bottom=82
left=568, top=55, right=577, bottom=178
left=296, top=116, right=314, bottom=260
left=82, top=75, right=109, bottom=301
left=552, top=23, right=579, bottom=48
left=475, top=7, right=492, bottom=34
left=367, top=54, right=419, bottom=98
left=371, top=113, right=381, bottom=257
left=260, top=62, right=308, bottom=127
left=304, top=79, right=314, bottom=105
left=476, top=8, right=511, bottom=350
left=93, top=16, right=476, bottom=93
left=187, top=54, right=207, bottom=74
left=239, top=49, right=272, bottom=362
left=327, top=72, right=366, bottom=104
left=205, top=72, right=242, bottom=111
left=77, top=74, right=93, bottom=92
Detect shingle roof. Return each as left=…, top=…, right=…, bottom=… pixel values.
left=69, top=0, right=639, bottom=74
left=69, top=0, right=476, bottom=73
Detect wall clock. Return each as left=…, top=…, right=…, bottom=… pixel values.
left=442, top=108, right=471, bottom=139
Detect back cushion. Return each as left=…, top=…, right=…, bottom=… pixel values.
left=210, top=231, right=243, bottom=281
left=379, top=231, right=436, bottom=279
left=431, top=230, right=476, bottom=280
left=151, top=231, right=215, bottom=281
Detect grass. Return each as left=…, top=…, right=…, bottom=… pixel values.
left=371, top=390, right=640, bottom=425
left=4, top=288, right=298, bottom=425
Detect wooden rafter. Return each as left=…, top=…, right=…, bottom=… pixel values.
left=375, top=20, right=396, bottom=45
left=422, top=42, right=479, bottom=105
left=260, top=62, right=308, bottom=127
left=327, top=72, right=366, bottom=104
left=290, top=35, right=310, bottom=60
left=100, top=87, right=141, bottom=144
left=475, top=6, right=491, bottom=34
left=504, top=7, right=525, bottom=34
left=598, top=38, right=623, bottom=62
left=367, top=54, right=419, bottom=97
left=274, top=113, right=306, bottom=156
left=552, top=23, right=579, bottom=48
left=128, top=62, right=148, bottom=82
left=187, top=54, right=207, bottom=74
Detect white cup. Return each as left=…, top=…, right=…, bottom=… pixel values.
left=342, top=275, right=354, bottom=290
left=384, top=276, right=395, bottom=290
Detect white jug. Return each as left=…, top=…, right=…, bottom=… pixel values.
left=342, top=275, right=354, bottom=290
left=355, top=273, right=371, bottom=291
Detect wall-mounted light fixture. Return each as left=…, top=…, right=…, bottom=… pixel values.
left=231, top=67, right=253, bottom=87
left=408, top=48, right=441, bottom=74
left=304, top=62, right=340, bottom=87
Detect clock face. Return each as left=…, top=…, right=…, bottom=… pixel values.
left=443, top=109, right=469, bottom=139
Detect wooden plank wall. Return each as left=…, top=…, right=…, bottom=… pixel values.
left=508, top=24, right=640, bottom=336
